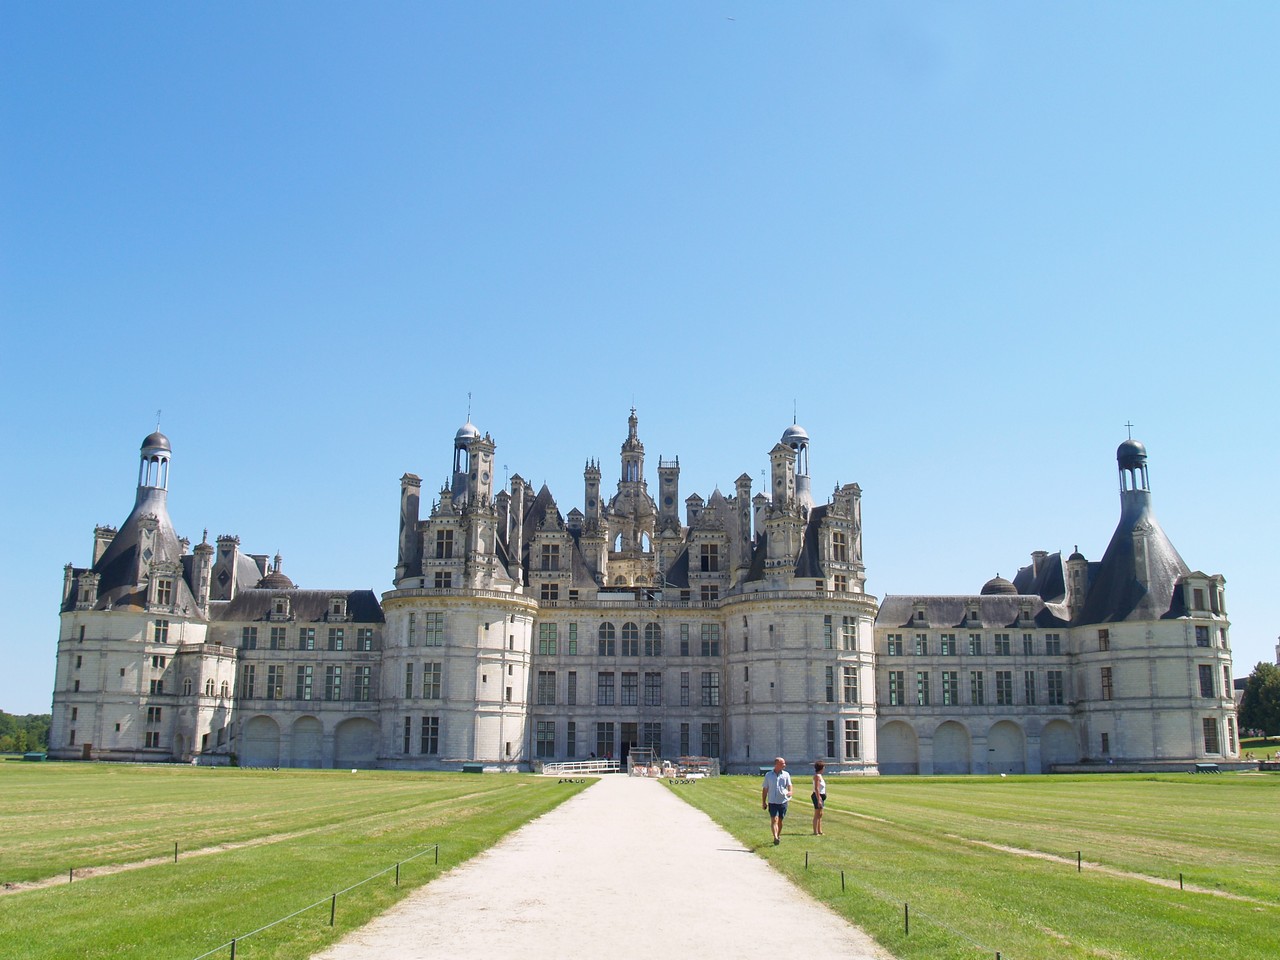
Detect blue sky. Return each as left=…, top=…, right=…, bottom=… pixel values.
left=2, top=4, right=1276, bottom=715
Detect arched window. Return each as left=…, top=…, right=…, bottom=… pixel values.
left=183, top=677, right=193, bottom=696
left=220, top=680, right=230, bottom=698
left=598, top=622, right=616, bottom=657
left=204, top=678, right=215, bottom=697
left=621, top=622, right=640, bottom=657
left=644, top=622, right=662, bottom=657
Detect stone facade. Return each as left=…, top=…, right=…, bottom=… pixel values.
left=48, top=419, right=1237, bottom=772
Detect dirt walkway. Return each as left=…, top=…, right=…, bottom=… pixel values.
left=311, top=775, right=890, bottom=960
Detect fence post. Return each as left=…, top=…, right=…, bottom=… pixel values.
left=1180, top=873, right=1184, bottom=890
left=69, top=868, right=73, bottom=883
left=230, top=939, right=236, bottom=959
left=330, top=893, right=336, bottom=926
left=1077, top=851, right=1082, bottom=872
left=175, top=841, right=179, bottom=864
left=434, top=844, right=439, bottom=865
left=841, top=870, right=845, bottom=892
left=805, top=852, right=809, bottom=869
left=396, top=863, right=400, bottom=886
left=904, top=902, right=909, bottom=935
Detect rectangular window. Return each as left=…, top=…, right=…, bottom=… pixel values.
left=831, top=531, right=848, bottom=561
left=357, top=628, right=374, bottom=651
left=541, top=582, right=559, bottom=602
left=404, top=663, right=415, bottom=699
left=421, top=716, right=440, bottom=754
left=434, top=571, right=452, bottom=589
left=844, top=719, right=860, bottom=760
left=536, top=670, right=556, bottom=705
left=423, top=662, right=442, bottom=700
left=680, top=671, right=690, bottom=706
left=1047, top=670, right=1064, bottom=705
left=1045, top=634, right=1062, bottom=655
left=145, top=731, right=161, bottom=748
left=155, top=579, right=173, bottom=606
left=970, top=670, right=985, bottom=706
left=154, top=619, right=170, bottom=643
left=823, top=616, right=833, bottom=650
left=824, top=720, right=836, bottom=758
left=1024, top=670, right=1036, bottom=705
left=541, top=543, right=560, bottom=571
left=567, top=670, right=577, bottom=706
left=1100, top=732, right=1110, bottom=755
left=1195, top=625, right=1210, bottom=647
left=644, top=671, right=662, bottom=706
left=680, top=624, right=690, bottom=657
left=324, top=665, right=342, bottom=701
left=842, top=665, right=858, bottom=704
left=241, top=626, right=258, bottom=650
left=1198, top=664, right=1215, bottom=698
left=435, top=529, right=454, bottom=559
left=642, top=721, right=661, bottom=752
left=916, top=671, right=930, bottom=706
left=700, top=722, right=720, bottom=757
left=700, top=624, right=721, bottom=657
left=149, top=678, right=166, bottom=695
left=888, top=670, right=905, bottom=706
left=1023, top=633, right=1034, bottom=655
left=621, top=624, right=639, bottom=657
left=1223, top=665, right=1232, bottom=700
left=146, top=706, right=162, bottom=724
left=1098, top=628, right=1110, bottom=652
left=699, top=543, right=720, bottom=572
left=621, top=671, right=638, bottom=706
left=267, top=665, right=284, bottom=700
left=403, top=716, right=412, bottom=753
left=1203, top=717, right=1220, bottom=754
left=701, top=671, right=720, bottom=706
left=296, top=665, right=313, bottom=701
left=824, top=665, right=835, bottom=703
left=355, top=666, right=372, bottom=702
left=1227, top=716, right=1237, bottom=753
left=940, top=633, right=956, bottom=656
left=597, top=672, right=615, bottom=706
left=408, top=612, right=416, bottom=647
left=994, top=634, right=1011, bottom=656
left=566, top=721, right=576, bottom=757
left=841, top=616, right=856, bottom=651
left=567, top=622, right=578, bottom=655
left=328, top=628, right=344, bottom=651
left=914, top=634, right=928, bottom=656
left=996, top=670, right=1014, bottom=706
left=596, top=722, right=614, bottom=759
left=536, top=720, right=555, bottom=757
left=968, top=634, right=982, bottom=656
left=1100, top=666, right=1113, bottom=701
left=941, top=670, right=958, bottom=706
left=886, top=634, right=904, bottom=656
left=299, top=627, right=315, bottom=651
left=270, top=626, right=287, bottom=649
left=423, top=612, right=445, bottom=646
left=699, top=584, right=719, bottom=602
left=538, top=623, right=558, bottom=656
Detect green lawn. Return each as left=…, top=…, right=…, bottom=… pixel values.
left=670, top=771, right=1280, bottom=960
left=0, top=763, right=589, bottom=960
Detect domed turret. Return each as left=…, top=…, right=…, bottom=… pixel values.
left=1117, top=438, right=1147, bottom=469
left=781, top=423, right=809, bottom=450
left=981, top=574, right=1017, bottom=596
left=142, top=431, right=171, bottom=454
left=257, top=554, right=295, bottom=590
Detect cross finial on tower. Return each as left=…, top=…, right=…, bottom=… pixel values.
left=156, top=409, right=162, bottom=431
left=467, top=392, right=472, bottom=422
left=1124, top=420, right=1134, bottom=439
left=793, top=399, right=797, bottom=425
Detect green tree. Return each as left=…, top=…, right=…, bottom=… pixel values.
left=1238, top=662, right=1280, bottom=737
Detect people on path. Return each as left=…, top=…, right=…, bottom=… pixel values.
left=811, top=761, right=827, bottom=835
left=762, top=756, right=793, bottom=845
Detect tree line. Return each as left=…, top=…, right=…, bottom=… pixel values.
left=0, top=711, right=51, bottom=753
left=1238, top=662, right=1280, bottom=738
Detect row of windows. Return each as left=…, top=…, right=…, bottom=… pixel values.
left=238, top=664, right=374, bottom=702
left=886, top=669, right=1066, bottom=707
left=884, top=633, right=1064, bottom=657
left=535, top=622, right=723, bottom=658
left=587, top=671, right=721, bottom=708
left=242, top=626, right=376, bottom=651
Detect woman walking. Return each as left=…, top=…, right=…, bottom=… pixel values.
left=811, top=761, right=827, bottom=835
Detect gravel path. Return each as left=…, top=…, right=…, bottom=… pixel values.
left=312, top=775, right=890, bottom=960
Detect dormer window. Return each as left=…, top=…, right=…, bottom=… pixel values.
left=329, top=596, right=348, bottom=621
left=155, top=578, right=173, bottom=606
left=271, top=596, right=292, bottom=621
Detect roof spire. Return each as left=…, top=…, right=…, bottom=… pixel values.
left=1125, top=420, right=1134, bottom=440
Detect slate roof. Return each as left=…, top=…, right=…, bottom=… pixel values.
left=211, top=589, right=385, bottom=623
left=1075, top=492, right=1188, bottom=625
left=876, top=594, right=1068, bottom=629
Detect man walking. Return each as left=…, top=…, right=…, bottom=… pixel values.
left=761, top=756, right=793, bottom=845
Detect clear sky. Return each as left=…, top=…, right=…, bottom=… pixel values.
left=2, top=4, right=1276, bottom=716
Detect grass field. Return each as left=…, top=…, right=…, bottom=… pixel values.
left=0, top=762, right=588, bottom=960
left=670, top=771, right=1280, bottom=960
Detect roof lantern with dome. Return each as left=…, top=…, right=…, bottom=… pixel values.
left=980, top=574, right=1017, bottom=596
left=781, top=423, right=809, bottom=450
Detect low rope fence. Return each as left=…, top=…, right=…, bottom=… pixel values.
left=793, top=845, right=1252, bottom=960
left=188, top=843, right=439, bottom=960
